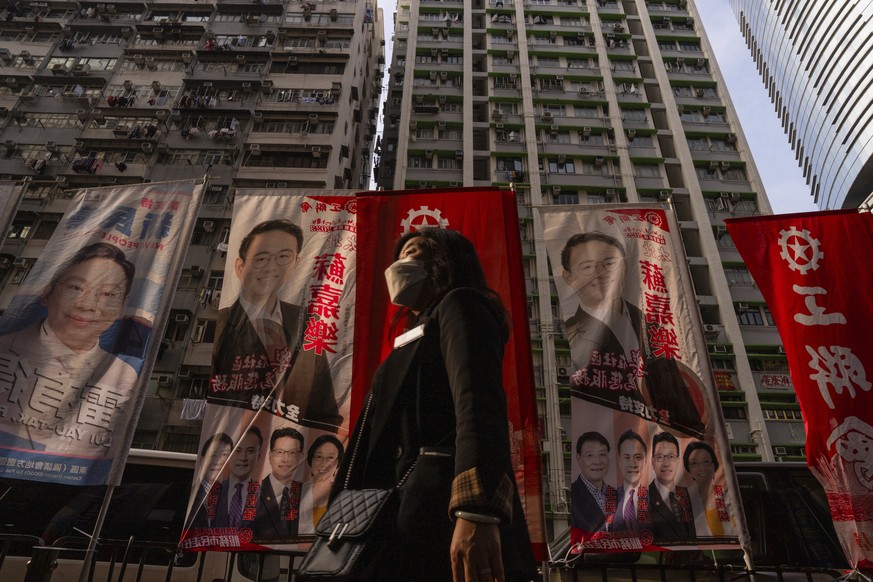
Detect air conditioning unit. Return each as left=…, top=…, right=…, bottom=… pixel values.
left=311, top=146, right=322, bottom=157
left=695, top=88, right=705, bottom=98
left=249, top=143, right=261, bottom=155
left=550, top=124, right=558, bottom=135
left=455, top=150, right=463, bottom=160
left=704, top=324, right=722, bottom=333
left=241, top=82, right=252, bottom=92
left=726, top=133, right=738, bottom=144
left=594, top=156, right=605, bottom=166
left=145, top=57, right=157, bottom=70
left=190, top=265, right=203, bottom=276
left=737, top=302, right=750, bottom=310
left=438, top=121, right=447, bottom=128
left=495, top=123, right=504, bottom=130
left=774, top=446, right=787, bottom=456
left=777, top=346, right=786, bottom=354
left=424, top=149, right=434, bottom=157
left=626, top=128, right=636, bottom=139
left=182, top=52, right=193, bottom=64
left=492, top=110, right=503, bottom=120
left=557, top=366, right=570, bottom=377
left=658, top=190, right=671, bottom=201
left=542, top=111, right=553, bottom=121
left=141, top=142, right=153, bottom=153
left=701, top=106, right=712, bottom=117
left=13, top=258, right=29, bottom=268
left=712, top=345, right=728, bottom=353
left=177, top=368, right=192, bottom=379
left=0, top=257, right=10, bottom=269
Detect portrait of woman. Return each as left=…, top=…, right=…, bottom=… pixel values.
left=684, top=440, right=734, bottom=537
left=298, top=434, right=344, bottom=535
left=330, top=228, right=536, bottom=582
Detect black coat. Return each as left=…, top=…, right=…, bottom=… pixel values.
left=333, top=289, right=537, bottom=581
left=211, top=299, right=341, bottom=432
left=647, top=481, right=695, bottom=544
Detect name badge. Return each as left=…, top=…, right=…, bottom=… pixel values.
left=394, top=324, right=425, bottom=348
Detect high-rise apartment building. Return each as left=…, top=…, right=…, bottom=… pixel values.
left=730, top=1, right=873, bottom=210
left=377, top=0, right=804, bottom=528
left=0, top=0, right=383, bottom=450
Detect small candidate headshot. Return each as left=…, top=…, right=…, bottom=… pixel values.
left=683, top=440, right=718, bottom=486
left=617, top=429, right=648, bottom=488
left=268, top=427, right=305, bottom=484
left=560, top=232, right=627, bottom=310
left=652, top=432, right=681, bottom=487
left=231, top=427, right=264, bottom=482
left=235, top=219, right=303, bottom=309
left=41, top=242, right=135, bottom=353
left=576, top=431, right=610, bottom=486
left=200, top=432, right=234, bottom=484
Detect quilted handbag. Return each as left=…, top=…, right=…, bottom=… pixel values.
left=296, top=487, right=396, bottom=581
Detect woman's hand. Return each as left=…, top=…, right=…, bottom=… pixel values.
left=450, top=518, right=504, bottom=582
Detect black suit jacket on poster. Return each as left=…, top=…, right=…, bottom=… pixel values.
left=647, top=480, right=695, bottom=544
left=251, top=475, right=301, bottom=541
left=186, top=481, right=225, bottom=530
left=332, top=289, right=537, bottom=582
left=211, top=299, right=341, bottom=432
left=565, top=301, right=705, bottom=438
left=570, top=476, right=615, bottom=536
left=613, top=484, right=645, bottom=532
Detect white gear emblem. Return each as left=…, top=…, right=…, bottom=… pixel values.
left=399, top=206, right=449, bottom=233
left=778, top=226, right=822, bottom=274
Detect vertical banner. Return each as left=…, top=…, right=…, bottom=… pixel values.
left=181, top=191, right=356, bottom=552
left=0, top=180, right=204, bottom=486
left=0, top=181, right=26, bottom=241
left=727, top=210, right=873, bottom=570
left=538, top=205, right=742, bottom=552
left=354, top=187, right=546, bottom=559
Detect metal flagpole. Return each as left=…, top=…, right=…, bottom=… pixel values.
left=77, top=483, right=116, bottom=582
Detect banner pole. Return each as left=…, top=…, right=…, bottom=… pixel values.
left=77, top=483, right=116, bottom=582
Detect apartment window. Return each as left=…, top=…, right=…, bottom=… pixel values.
left=722, top=167, right=748, bottom=181
left=695, top=166, right=719, bottom=181
left=542, top=104, right=566, bottom=116
left=437, top=157, right=461, bottom=170
left=724, top=267, right=755, bottom=286
left=537, top=57, right=560, bottom=67
left=443, top=127, right=463, bottom=140
left=749, top=358, right=790, bottom=372
left=621, top=109, right=647, bottom=122
left=495, top=102, right=519, bottom=115
left=409, top=155, right=431, bottom=168
left=581, top=161, right=609, bottom=176
left=629, top=134, right=654, bottom=147
left=555, top=192, right=579, bottom=204
left=763, top=409, right=803, bottom=421
left=415, top=128, right=435, bottom=140
left=579, top=131, right=606, bottom=145
left=8, top=221, right=32, bottom=239
left=633, top=163, right=661, bottom=178
left=546, top=131, right=571, bottom=144
left=678, top=41, right=702, bottom=52
left=494, top=76, right=518, bottom=90
left=560, top=17, right=583, bottom=27
left=611, top=60, right=636, bottom=73
left=575, top=106, right=601, bottom=119
left=658, top=40, right=676, bottom=51
left=567, top=58, right=596, bottom=69
left=32, top=217, right=60, bottom=240
left=545, top=159, right=575, bottom=174
left=737, top=305, right=774, bottom=326
left=192, top=319, right=217, bottom=343
left=722, top=407, right=748, bottom=420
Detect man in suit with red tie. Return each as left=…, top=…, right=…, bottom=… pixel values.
left=252, top=427, right=305, bottom=541
left=613, top=429, right=648, bottom=533
left=647, top=432, right=695, bottom=544
left=211, top=220, right=341, bottom=432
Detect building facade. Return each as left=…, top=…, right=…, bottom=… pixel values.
left=730, top=0, right=873, bottom=209
left=0, top=0, right=383, bottom=450
left=376, top=0, right=805, bottom=529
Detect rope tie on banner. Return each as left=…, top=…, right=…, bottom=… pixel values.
left=837, top=569, right=872, bottom=582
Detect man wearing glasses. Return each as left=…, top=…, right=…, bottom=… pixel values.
left=647, top=432, right=694, bottom=543
left=560, top=232, right=641, bottom=374
left=252, top=427, right=305, bottom=540
left=212, top=219, right=340, bottom=432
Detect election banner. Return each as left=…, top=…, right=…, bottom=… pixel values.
left=180, top=190, right=357, bottom=552
left=726, top=210, right=873, bottom=570
left=538, top=205, right=743, bottom=552
left=0, top=180, right=204, bottom=486
left=0, top=181, right=26, bottom=241
left=354, top=187, right=546, bottom=559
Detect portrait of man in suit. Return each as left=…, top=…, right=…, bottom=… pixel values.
left=560, top=231, right=705, bottom=438
left=211, top=219, right=341, bottom=432
left=215, top=427, right=263, bottom=529
left=252, top=427, right=305, bottom=541
left=187, top=432, right=233, bottom=530
left=561, top=232, right=641, bottom=373
left=613, top=429, right=648, bottom=533
left=570, top=431, right=617, bottom=539
left=647, top=432, right=694, bottom=544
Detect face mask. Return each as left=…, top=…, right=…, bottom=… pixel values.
left=384, top=258, right=429, bottom=309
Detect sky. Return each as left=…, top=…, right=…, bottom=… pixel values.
left=375, top=0, right=818, bottom=215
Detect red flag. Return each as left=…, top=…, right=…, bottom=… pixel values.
left=354, top=187, right=546, bottom=559
left=726, top=210, right=873, bottom=570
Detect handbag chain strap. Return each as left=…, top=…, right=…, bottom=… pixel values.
left=343, top=392, right=418, bottom=491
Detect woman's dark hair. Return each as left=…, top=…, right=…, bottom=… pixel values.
left=392, top=228, right=509, bottom=338
left=682, top=440, right=719, bottom=473
left=45, top=242, right=135, bottom=297
left=306, top=434, right=345, bottom=467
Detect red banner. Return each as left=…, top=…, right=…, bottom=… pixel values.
left=727, top=210, right=873, bottom=570
left=354, top=187, right=546, bottom=559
